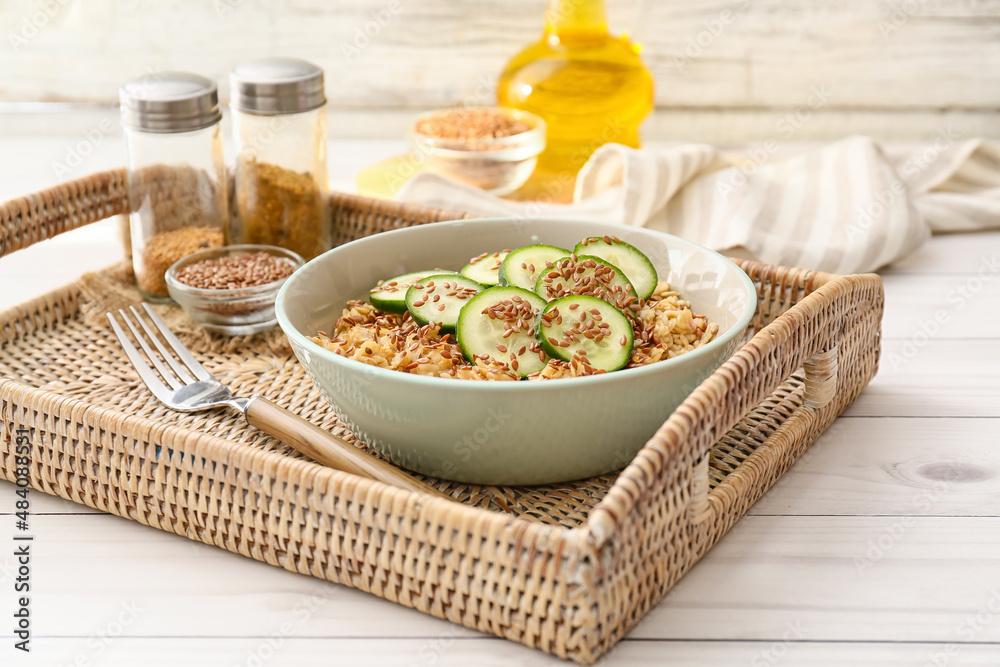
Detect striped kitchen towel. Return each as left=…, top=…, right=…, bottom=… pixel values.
left=395, top=135, right=1000, bottom=274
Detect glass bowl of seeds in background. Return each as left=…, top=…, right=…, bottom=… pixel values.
left=229, top=57, right=331, bottom=262
left=410, top=106, right=546, bottom=196
left=120, top=72, right=230, bottom=302
left=165, top=244, right=304, bottom=335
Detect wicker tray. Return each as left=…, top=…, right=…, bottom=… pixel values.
left=0, top=169, right=883, bottom=664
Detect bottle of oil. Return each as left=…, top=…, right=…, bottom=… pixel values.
left=497, top=0, right=654, bottom=174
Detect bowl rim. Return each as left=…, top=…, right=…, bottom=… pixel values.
left=410, top=106, right=547, bottom=155
left=165, top=243, right=305, bottom=298
left=275, top=218, right=757, bottom=392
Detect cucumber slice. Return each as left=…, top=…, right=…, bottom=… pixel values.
left=537, top=295, right=634, bottom=372
left=533, top=254, right=641, bottom=316
left=460, top=250, right=509, bottom=286
left=456, top=287, right=548, bottom=377
left=405, top=274, right=484, bottom=332
left=574, top=236, right=658, bottom=300
left=498, top=244, right=570, bottom=290
left=369, top=269, right=456, bottom=314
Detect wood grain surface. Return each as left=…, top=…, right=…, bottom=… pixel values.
left=0, top=137, right=998, bottom=665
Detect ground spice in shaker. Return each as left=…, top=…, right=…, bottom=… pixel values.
left=235, top=159, right=325, bottom=261
left=230, top=58, right=330, bottom=261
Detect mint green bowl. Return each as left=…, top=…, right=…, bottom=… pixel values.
left=275, top=218, right=755, bottom=485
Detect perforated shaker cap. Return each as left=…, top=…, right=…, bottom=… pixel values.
left=119, top=71, right=221, bottom=133
left=229, top=57, right=326, bottom=115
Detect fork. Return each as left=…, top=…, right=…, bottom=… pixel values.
left=107, top=303, right=450, bottom=501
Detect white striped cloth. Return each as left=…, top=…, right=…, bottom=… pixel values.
left=395, top=136, right=1000, bottom=274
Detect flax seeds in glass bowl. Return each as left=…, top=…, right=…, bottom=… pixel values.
left=410, top=106, right=545, bottom=196
left=165, top=244, right=303, bottom=334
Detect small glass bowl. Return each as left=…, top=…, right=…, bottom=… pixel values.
left=410, top=106, right=546, bottom=196
left=165, top=244, right=304, bottom=335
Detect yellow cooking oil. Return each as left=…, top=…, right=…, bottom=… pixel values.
left=497, top=0, right=654, bottom=174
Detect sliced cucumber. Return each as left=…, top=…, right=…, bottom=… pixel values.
left=369, top=269, right=457, bottom=314
left=405, top=274, right=484, bottom=332
left=533, top=254, right=640, bottom=315
left=459, top=250, right=509, bottom=286
left=456, top=287, right=548, bottom=377
left=537, top=295, right=634, bottom=372
left=574, top=236, right=658, bottom=300
left=498, top=244, right=570, bottom=290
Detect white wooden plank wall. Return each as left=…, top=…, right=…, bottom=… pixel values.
left=0, top=0, right=998, bottom=140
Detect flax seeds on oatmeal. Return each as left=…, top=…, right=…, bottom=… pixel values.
left=310, top=278, right=717, bottom=381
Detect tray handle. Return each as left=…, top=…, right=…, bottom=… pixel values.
left=0, top=169, right=129, bottom=261
left=685, top=341, right=840, bottom=525
left=589, top=271, right=883, bottom=548
left=0, top=168, right=475, bottom=262
left=803, top=344, right=839, bottom=409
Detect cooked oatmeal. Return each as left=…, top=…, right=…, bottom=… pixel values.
left=309, top=281, right=718, bottom=381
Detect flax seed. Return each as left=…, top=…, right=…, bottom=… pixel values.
left=173, top=250, right=294, bottom=290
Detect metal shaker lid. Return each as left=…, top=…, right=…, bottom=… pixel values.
left=229, top=57, right=326, bottom=115
left=119, top=71, right=221, bottom=133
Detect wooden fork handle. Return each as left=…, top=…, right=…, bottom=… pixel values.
left=244, top=397, right=451, bottom=501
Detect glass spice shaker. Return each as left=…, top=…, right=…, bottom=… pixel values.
left=120, top=72, right=229, bottom=302
left=229, top=57, right=330, bottom=261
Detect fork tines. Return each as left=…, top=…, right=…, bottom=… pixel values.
left=107, top=303, right=213, bottom=398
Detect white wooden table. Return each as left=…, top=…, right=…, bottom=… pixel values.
left=1, top=137, right=998, bottom=666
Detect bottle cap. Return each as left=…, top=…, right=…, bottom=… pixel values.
left=120, top=72, right=221, bottom=133
left=230, top=57, right=326, bottom=115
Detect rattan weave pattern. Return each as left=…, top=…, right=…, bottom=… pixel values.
left=0, top=170, right=883, bottom=663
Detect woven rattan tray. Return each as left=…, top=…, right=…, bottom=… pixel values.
left=0, top=169, right=883, bottom=664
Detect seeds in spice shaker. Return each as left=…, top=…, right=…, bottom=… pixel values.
left=120, top=72, right=228, bottom=301
left=174, top=252, right=296, bottom=290
left=127, top=163, right=228, bottom=298
left=137, top=226, right=224, bottom=296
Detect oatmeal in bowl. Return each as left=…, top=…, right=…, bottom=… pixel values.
left=276, top=218, right=755, bottom=485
